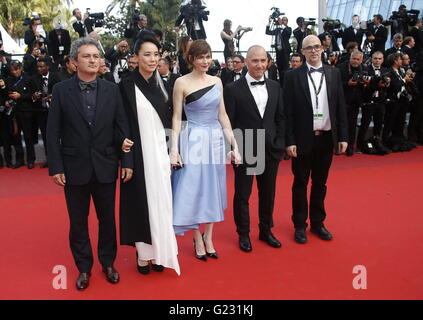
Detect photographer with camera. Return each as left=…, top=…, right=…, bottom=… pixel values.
left=383, top=53, right=416, bottom=152
left=322, top=19, right=342, bottom=53
left=31, top=58, right=61, bottom=168
left=318, top=32, right=333, bottom=65
left=48, top=23, right=71, bottom=69
left=124, top=14, right=154, bottom=44
left=357, top=51, right=391, bottom=155
left=175, top=0, right=209, bottom=40
left=0, top=50, right=9, bottom=79
left=1, top=75, right=24, bottom=169
left=384, top=33, right=405, bottom=66
left=266, top=12, right=292, bottom=87
left=366, top=14, right=388, bottom=55
left=221, top=20, right=242, bottom=61
left=342, top=15, right=365, bottom=51
left=409, top=18, right=423, bottom=54
left=72, top=8, right=95, bottom=38
left=337, top=50, right=368, bottom=156
left=293, top=17, right=314, bottom=53
left=104, top=40, right=130, bottom=84
left=4, top=61, right=35, bottom=168
left=158, top=57, right=180, bottom=92
left=25, top=16, right=48, bottom=54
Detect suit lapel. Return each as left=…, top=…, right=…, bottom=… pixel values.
left=240, top=77, right=262, bottom=119
left=262, top=79, right=274, bottom=120
left=68, top=77, right=89, bottom=125
left=94, top=78, right=104, bottom=126
left=299, top=65, right=313, bottom=109
left=324, top=64, right=334, bottom=108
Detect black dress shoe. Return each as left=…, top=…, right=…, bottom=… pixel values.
left=76, top=272, right=91, bottom=291
left=294, top=228, right=308, bottom=244
left=13, top=162, right=24, bottom=169
left=136, top=252, right=150, bottom=275
left=102, top=266, right=119, bottom=284
left=27, top=162, right=35, bottom=169
left=193, top=239, right=207, bottom=261
left=310, top=226, right=333, bottom=241
left=239, top=235, right=252, bottom=252
left=152, top=264, right=164, bottom=272
left=6, top=162, right=13, bottom=168
left=202, top=233, right=218, bottom=259
left=346, top=146, right=354, bottom=157
left=259, top=232, right=282, bottom=248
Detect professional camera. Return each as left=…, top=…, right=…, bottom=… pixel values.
left=207, top=59, right=221, bottom=77
left=181, top=0, right=210, bottom=21
left=1, top=99, right=17, bottom=116
left=240, top=27, right=253, bottom=32
left=269, top=7, right=285, bottom=23
left=322, top=18, right=342, bottom=31
left=389, top=9, right=420, bottom=27
left=86, top=8, right=105, bottom=28
left=351, top=71, right=371, bottom=84
left=304, top=18, right=317, bottom=27
left=34, top=88, right=50, bottom=109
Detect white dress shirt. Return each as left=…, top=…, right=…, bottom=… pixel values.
left=246, top=72, right=268, bottom=118
left=306, top=62, right=331, bottom=131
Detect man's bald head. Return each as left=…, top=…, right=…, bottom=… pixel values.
left=301, top=35, right=323, bottom=67
left=245, top=45, right=268, bottom=80
left=246, top=45, right=267, bottom=59
left=302, top=35, right=320, bottom=49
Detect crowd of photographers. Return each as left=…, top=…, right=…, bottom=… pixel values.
left=1, top=3, right=423, bottom=169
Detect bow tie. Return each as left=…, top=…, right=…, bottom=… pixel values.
left=309, top=67, right=324, bottom=74
left=235, top=72, right=242, bottom=76
left=251, top=81, right=265, bottom=86
left=374, top=68, right=381, bottom=71
left=79, top=80, right=97, bottom=91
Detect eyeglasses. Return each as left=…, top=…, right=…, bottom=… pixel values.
left=233, top=61, right=242, bottom=64
left=303, top=44, right=322, bottom=52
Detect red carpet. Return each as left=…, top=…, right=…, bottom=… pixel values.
left=1, top=148, right=423, bottom=300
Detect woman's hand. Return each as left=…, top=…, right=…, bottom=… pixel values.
left=228, top=150, right=242, bottom=166
left=170, top=150, right=184, bottom=170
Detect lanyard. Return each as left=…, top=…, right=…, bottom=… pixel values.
left=12, top=76, right=24, bottom=90
left=307, top=71, right=325, bottom=111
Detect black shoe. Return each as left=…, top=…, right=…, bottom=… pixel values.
left=193, top=238, right=207, bottom=261
left=259, top=232, right=282, bottom=248
left=40, top=162, right=48, bottom=168
left=346, top=146, right=354, bottom=157
left=102, top=266, right=119, bottom=284
left=202, top=233, right=218, bottom=259
left=27, top=162, right=35, bottom=169
left=239, top=235, right=252, bottom=252
left=294, top=228, right=308, bottom=244
left=76, top=272, right=91, bottom=291
left=13, top=161, right=24, bottom=169
left=136, top=252, right=150, bottom=275
left=152, top=264, right=164, bottom=272
left=310, top=225, right=333, bottom=241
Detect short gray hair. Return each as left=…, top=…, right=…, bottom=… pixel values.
left=139, top=14, right=147, bottom=21
left=70, top=37, right=101, bottom=60
left=393, top=33, right=403, bottom=41
left=350, top=50, right=364, bottom=58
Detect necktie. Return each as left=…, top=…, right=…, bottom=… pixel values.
left=79, top=80, right=97, bottom=91
left=251, top=81, right=265, bottom=86
left=309, top=67, right=324, bottom=74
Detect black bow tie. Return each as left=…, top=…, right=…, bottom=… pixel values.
left=309, top=67, right=324, bottom=74
left=79, top=80, right=97, bottom=91
left=251, top=81, right=265, bottom=86
left=235, top=72, right=242, bottom=76
left=374, top=68, right=381, bottom=71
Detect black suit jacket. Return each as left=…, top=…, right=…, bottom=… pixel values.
left=24, top=29, right=48, bottom=53
left=293, top=28, right=312, bottom=52
left=6, top=74, right=35, bottom=112
left=409, top=27, right=423, bottom=53
left=224, top=77, right=286, bottom=162
left=266, top=25, right=292, bottom=53
left=367, top=25, right=388, bottom=54
left=223, top=67, right=248, bottom=87
left=175, top=8, right=208, bottom=40
left=363, top=65, right=389, bottom=103
left=73, top=20, right=94, bottom=38
left=48, top=29, right=71, bottom=61
left=47, top=76, right=132, bottom=185
left=31, top=72, right=62, bottom=110
left=342, top=26, right=365, bottom=50
left=283, top=64, right=348, bottom=155
left=337, top=61, right=366, bottom=105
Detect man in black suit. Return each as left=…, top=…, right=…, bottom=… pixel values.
left=72, top=9, right=95, bottom=38
left=58, top=56, right=76, bottom=81
left=48, top=25, right=71, bottom=68
left=31, top=58, right=61, bottom=168
left=342, top=15, right=365, bottom=51
left=224, top=45, right=286, bottom=253
left=222, top=54, right=247, bottom=86
left=175, top=0, right=208, bottom=40
left=47, top=38, right=133, bottom=291
left=24, top=17, right=48, bottom=54
left=266, top=16, right=292, bottom=87
left=367, top=14, right=388, bottom=55
left=158, top=57, right=180, bottom=92
left=283, top=35, right=348, bottom=244
left=409, top=19, right=423, bottom=55
left=124, top=14, right=154, bottom=44
left=384, top=33, right=404, bottom=66
left=293, top=17, right=312, bottom=53
left=104, top=40, right=130, bottom=84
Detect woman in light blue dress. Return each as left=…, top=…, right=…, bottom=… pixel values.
left=171, top=40, right=241, bottom=261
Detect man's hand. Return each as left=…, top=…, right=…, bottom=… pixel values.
left=348, top=79, right=358, bottom=87
left=0, top=79, right=5, bottom=88
left=338, top=142, right=348, bottom=154
left=53, top=174, right=66, bottom=186
left=9, top=92, right=21, bottom=100
left=286, top=145, right=297, bottom=158
left=122, top=138, right=134, bottom=153
left=121, top=168, right=133, bottom=183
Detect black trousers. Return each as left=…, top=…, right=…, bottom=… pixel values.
left=291, top=132, right=334, bottom=230
left=64, top=175, right=117, bottom=273
left=408, top=97, right=423, bottom=142
left=276, top=49, right=290, bottom=88
left=0, top=115, right=24, bottom=165
left=233, top=158, right=280, bottom=236
left=357, top=102, right=385, bottom=145
left=383, top=101, right=407, bottom=143
left=37, top=111, right=48, bottom=156
left=346, top=103, right=360, bottom=146
left=17, top=112, right=37, bottom=163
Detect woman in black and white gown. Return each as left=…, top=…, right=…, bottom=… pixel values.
left=119, top=35, right=180, bottom=275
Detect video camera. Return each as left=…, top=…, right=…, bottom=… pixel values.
left=269, top=7, right=285, bottom=23
left=389, top=9, right=420, bottom=27
left=207, top=59, right=221, bottom=77
left=322, top=19, right=342, bottom=31
left=304, top=18, right=317, bottom=27
left=181, top=0, right=210, bottom=21
left=86, top=8, right=105, bottom=28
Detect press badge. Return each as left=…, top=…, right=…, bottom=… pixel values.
left=314, top=113, right=323, bottom=121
